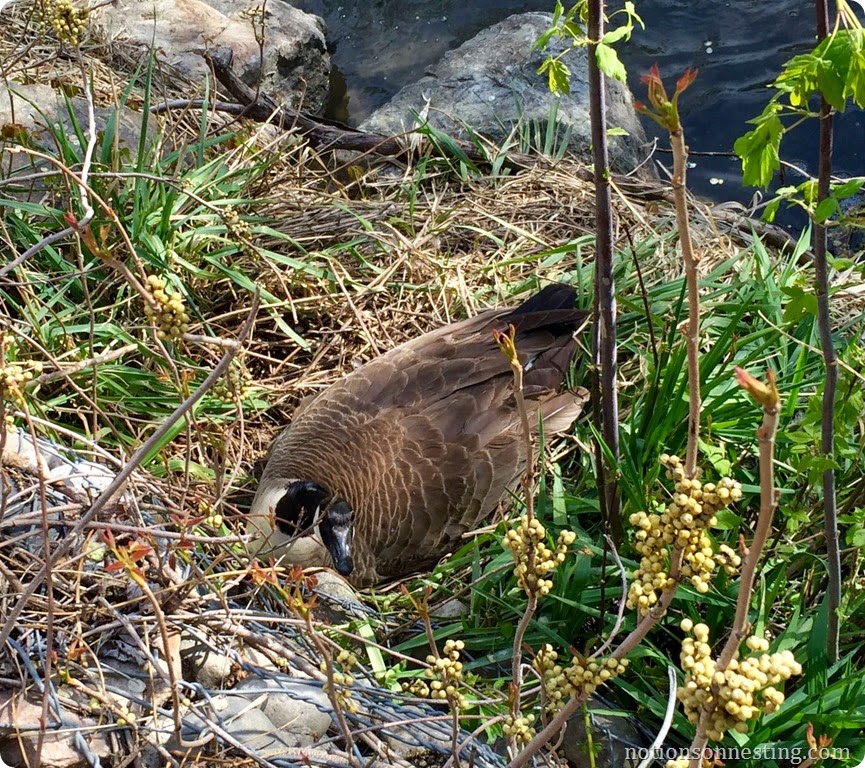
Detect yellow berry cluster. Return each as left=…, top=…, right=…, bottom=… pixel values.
left=502, top=515, right=576, bottom=597
left=40, top=0, right=89, bottom=46
left=0, top=360, right=43, bottom=407
left=222, top=207, right=259, bottom=260
left=212, top=360, right=253, bottom=404
left=143, top=274, right=191, bottom=341
left=114, top=703, right=136, bottom=727
left=715, top=543, right=742, bottom=576
left=534, top=643, right=629, bottom=714
left=197, top=499, right=223, bottom=528
left=321, top=649, right=359, bottom=714
left=420, top=639, right=467, bottom=710
left=402, top=678, right=430, bottom=698
left=502, top=713, right=536, bottom=746
left=223, top=207, right=252, bottom=240
left=627, top=454, right=743, bottom=615
left=678, top=619, right=801, bottom=740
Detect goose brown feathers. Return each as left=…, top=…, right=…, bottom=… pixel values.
left=248, top=284, right=589, bottom=586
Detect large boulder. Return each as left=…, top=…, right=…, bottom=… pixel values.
left=0, top=83, right=154, bottom=201
left=361, top=13, right=647, bottom=173
left=94, top=0, right=330, bottom=112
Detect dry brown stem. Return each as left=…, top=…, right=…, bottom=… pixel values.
left=669, top=129, right=701, bottom=479
left=688, top=370, right=780, bottom=765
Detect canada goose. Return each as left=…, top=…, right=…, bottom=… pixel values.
left=248, top=284, right=588, bottom=587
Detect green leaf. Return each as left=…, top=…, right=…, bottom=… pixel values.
left=817, top=57, right=847, bottom=111
left=622, top=1, right=644, bottom=29
left=713, top=509, right=743, bottom=531
left=140, top=417, right=190, bottom=468
left=828, top=256, right=855, bottom=271
left=845, top=48, right=865, bottom=107
left=596, top=42, right=626, bottom=82
left=734, top=104, right=784, bottom=188
left=562, top=20, right=584, bottom=40
left=781, top=285, right=818, bottom=322
left=699, top=440, right=731, bottom=476
left=801, top=453, right=842, bottom=485
left=602, top=25, right=631, bottom=46
left=540, top=58, right=571, bottom=96
left=774, top=52, right=820, bottom=105
left=806, top=596, right=831, bottom=680
left=534, top=28, right=556, bottom=51
left=831, top=176, right=865, bottom=199
left=848, top=527, right=865, bottom=548
left=814, top=196, right=839, bottom=223
left=762, top=196, right=782, bottom=223
left=356, top=619, right=391, bottom=685
left=809, top=29, right=865, bottom=110
left=775, top=185, right=799, bottom=197
left=606, top=126, right=629, bottom=136
left=552, top=464, right=567, bottom=527
left=163, top=458, right=214, bottom=481
left=798, top=178, right=819, bottom=205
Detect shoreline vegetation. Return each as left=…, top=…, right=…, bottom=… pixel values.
left=2, top=3, right=864, bottom=767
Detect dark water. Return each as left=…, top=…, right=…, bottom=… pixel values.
left=294, top=0, right=864, bottom=212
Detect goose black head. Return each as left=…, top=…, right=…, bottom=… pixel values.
left=273, top=480, right=330, bottom=538
left=273, top=481, right=355, bottom=577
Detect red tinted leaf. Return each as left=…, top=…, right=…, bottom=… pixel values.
left=676, top=68, right=699, bottom=93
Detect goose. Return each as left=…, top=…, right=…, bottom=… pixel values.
left=247, top=283, right=589, bottom=587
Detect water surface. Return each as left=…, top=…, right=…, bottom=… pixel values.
left=294, top=0, right=863, bottom=211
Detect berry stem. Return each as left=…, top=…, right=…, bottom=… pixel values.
left=688, top=371, right=781, bottom=765
left=669, top=128, right=702, bottom=480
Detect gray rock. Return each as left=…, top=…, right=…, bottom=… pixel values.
left=223, top=707, right=301, bottom=756
left=244, top=646, right=281, bottom=673
left=0, top=82, right=149, bottom=151
left=97, top=661, right=148, bottom=712
left=176, top=688, right=327, bottom=758
left=361, top=13, right=647, bottom=173
left=379, top=701, right=502, bottom=764
left=310, top=569, right=372, bottom=623
left=93, top=0, right=330, bottom=112
left=233, top=675, right=332, bottom=744
left=136, top=744, right=168, bottom=768
left=0, top=83, right=155, bottom=203
left=0, top=690, right=111, bottom=768
left=178, top=697, right=295, bottom=756
left=430, top=597, right=470, bottom=619
left=181, top=636, right=235, bottom=689
left=311, top=569, right=360, bottom=605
